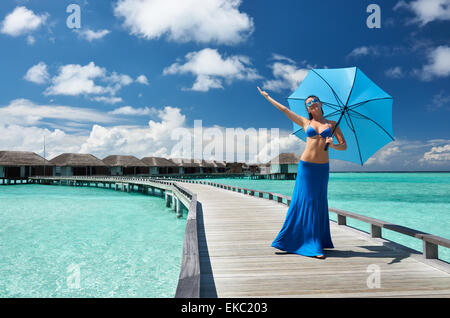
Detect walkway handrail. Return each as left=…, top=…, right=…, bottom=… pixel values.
left=164, top=177, right=450, bottom=262
left=159, top=178, right=292, bottom=206
left=328, top=207, right=450, bottom=259
left=173, top=182, right=200, bottom=298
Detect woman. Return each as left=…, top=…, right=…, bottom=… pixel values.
left=257, top=86, right=347, bottom=259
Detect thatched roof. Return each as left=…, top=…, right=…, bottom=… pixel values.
left=102, top=155, right=146, bottom=167
left=269, top=153, right=301, bottom=165
left=0, top=150, right=52, bottom=166
left=50, top=153, right=106, bottom=167
left=169, top=158, right=201, bottom=167
left=202, top=159, right=218, bottom=167
left=141, top=157, right=178, bottom=167
left=213, top=160, right=227, bottom=168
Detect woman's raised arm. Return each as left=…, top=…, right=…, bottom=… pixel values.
left=257, top=86, right=307, bottom=128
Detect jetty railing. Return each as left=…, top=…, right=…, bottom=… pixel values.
left=173, top=184, right=200, bottom=298
left=162, top=177, right=450, bottom=262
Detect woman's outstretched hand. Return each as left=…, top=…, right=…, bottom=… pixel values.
left=257, top=86, right=269, bottom=99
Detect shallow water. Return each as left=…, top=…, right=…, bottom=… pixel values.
left=0, top=184, right=186, bottom=297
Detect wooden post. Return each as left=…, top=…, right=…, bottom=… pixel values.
left=423, top=240, right=438, bottom=259
left=337, top=214, right=347, bottom=226
left=176, top=200, right=182, bottom=218
left=371, top=224, right=382, bottom=238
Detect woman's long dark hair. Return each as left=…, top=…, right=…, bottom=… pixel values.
left=305, top=95, right=324, bottom=120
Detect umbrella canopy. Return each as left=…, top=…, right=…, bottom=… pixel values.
left=288, top=66, right=394, bottom=166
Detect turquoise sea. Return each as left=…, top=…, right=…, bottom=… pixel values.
left=198, top=173, right=450, bottom=263
left=0, top=173, right=448, bottom=297
left=0, top=184, right=186, bottom=297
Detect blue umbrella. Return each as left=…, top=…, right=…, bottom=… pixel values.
left=288, top=66, right=394, bottom=166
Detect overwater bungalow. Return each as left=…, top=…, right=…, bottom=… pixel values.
left=258, top=162, right=271, bottom=175
left=226, top=162, right=244, bottom=173
left=102, top=155, right=149, bottom=176
left=246, top=163, right=261, bottom=174
left=169, top=158, right=201, bottom=174
left=0, top=150, right=53, bottom=179
left=268, top=152, right=301, bottom=179
left=141, top=156, right=180, bottom=175
left=201, top=160, right=218, bottom=174
left=201, top=159, right=227, bottom=174
left=50, top=153, right=108, bottom=176
left=213, top=160, right=227, bottom=173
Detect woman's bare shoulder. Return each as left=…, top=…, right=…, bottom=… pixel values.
left=327, top=119, right=337, bottom=126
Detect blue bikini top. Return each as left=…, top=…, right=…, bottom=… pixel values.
left=306, top=119, right=332, bottom=138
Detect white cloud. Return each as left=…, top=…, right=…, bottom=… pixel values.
left=43, top=62, right=136, bottom=101
left=114, top=0, right=253, bottom=45
left=0, top=99, right=448, bottom=170
left=0, top=6, right=48, bottom=37
left=385, top=66, right=404, bottom=79
left=109, top=106, right=157, bottom=116
left=24, top=62, right=50, bottom=84
left=427, top=90, right=450, bottom=111
left=76, top=28, right=110, bottom=42
left=191, top=75, right=223, bottom=92
left=44, top=62, right=107, bottom=96
left=136, top=75, right=149, bottom=85
left=365, top=145, right=401, bottom=165
left=91, top=96, right=124, bottom=104
left=345, top=137, right=450, bottom=170
left=262, top=54, right=309, bottom=93
left=79, top=106, right=187, bottom=157
left=416, top=45, right=450, bottom=80
left=0, top=98, right=116, bottom=127
left=348, top=46, right=374, bottom=57
left=394, top=0, right=450, bottom=26
left=0, top=124, right=86, bottom=160
left=422, top=144, right=450, bottom=162
left=163, top=48, right=261, bottom=91
left=26, top=35, right=35, bottom=45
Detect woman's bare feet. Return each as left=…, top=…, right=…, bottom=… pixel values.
left=314, top=254, right=325, bottom=259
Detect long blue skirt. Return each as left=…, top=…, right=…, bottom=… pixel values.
left=271, top=160, right=334, bottom=256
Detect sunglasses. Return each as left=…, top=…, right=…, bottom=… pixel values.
left=306, top=98, right=320, bottom=107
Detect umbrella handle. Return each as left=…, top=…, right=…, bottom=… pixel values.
left=323, top=111, right=345, bottom=151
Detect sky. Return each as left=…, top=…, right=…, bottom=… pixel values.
left=0, top=0, right=449, bottom=171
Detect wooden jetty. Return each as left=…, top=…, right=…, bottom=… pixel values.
left=28, top=176, right=450, bottom=297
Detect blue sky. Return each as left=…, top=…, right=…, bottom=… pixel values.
left=0, top=0, right=449, bottom=171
